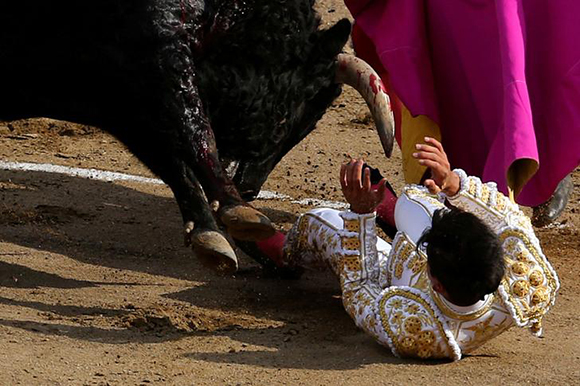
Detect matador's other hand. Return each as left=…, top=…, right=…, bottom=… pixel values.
left=340, top=159, right=387, bottom=214
left=412, top=137, right=460, bottom=196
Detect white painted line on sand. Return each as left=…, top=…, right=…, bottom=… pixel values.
left=255, top=189, right=348, bottom=209
left=287, top=197, right=348, bottom=209
left=0, top=160, right=165, bottom=185
left=0, top=160, right=348, bottom=209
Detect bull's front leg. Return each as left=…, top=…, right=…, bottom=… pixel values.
left=163, top=28, right=275, bottom=242
left=181, top=116, right=275, bottom=241
left=118, top=130, right=239, bottom=274
left=148, top=17, right=273, bottom=270
left=168, top=162, right=241, bottom=273
left=128, top=105, right=273, bottom=272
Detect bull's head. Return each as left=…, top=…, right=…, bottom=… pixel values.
left=232, top=50, right=396, bottom=201
left=195, top=4, right=394, bottom=201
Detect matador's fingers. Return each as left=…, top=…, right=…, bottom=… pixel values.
left=363, top=167, right=372, bottom=191
left=424, top=179, right=442, bottom=194
left=424, top=137, right=445, bottom=154
left=353, top=159, right=364, bottom=188
left=340, top=163, right=348, bottom=190
left=375, top=177, right=388, bottom=200
left=418, top=159, right=447, bottom=175
left=412, top=150, right=443, bottom=163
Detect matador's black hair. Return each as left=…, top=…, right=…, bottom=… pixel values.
left=417, top=207, right=505, bottom=306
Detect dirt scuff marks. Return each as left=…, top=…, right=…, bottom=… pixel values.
left=122, top=304, right=283, bottom=335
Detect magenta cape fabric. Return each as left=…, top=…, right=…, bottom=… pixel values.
left=346, top=0, right=580, bottom=206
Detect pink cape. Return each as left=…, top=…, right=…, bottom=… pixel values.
left=346, top=0, right=580, bottom=206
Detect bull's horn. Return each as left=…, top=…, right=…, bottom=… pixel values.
left=335, top=54, right=395, bottom=157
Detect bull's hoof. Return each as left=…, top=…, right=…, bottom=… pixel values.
left=219, top=205, right=276, bottom=241
left=190, top=230, right=238, bottom=274
left=532, top=174, right=574, bottom=227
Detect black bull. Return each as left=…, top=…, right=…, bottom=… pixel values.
left=0, top=0, right=393, bottom=273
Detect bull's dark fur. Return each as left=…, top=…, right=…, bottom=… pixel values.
left=197, top=0, right=350, bottom=196
left=198, top=1, right=347, bottom=155
left=0, top=1, right=350, bottom=247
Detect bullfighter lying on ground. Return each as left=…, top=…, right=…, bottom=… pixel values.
left=239, top=138, right=559, bottom=360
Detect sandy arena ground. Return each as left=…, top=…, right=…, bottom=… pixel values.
left=1, top=2, right=580, bottom=385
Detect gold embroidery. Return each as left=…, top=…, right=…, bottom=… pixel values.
left=512, top=280, right=530, bottom=297
left=468, top=179, right=477, bottom=196
left=391, top=311, right=404, bottom=325
left=531, top=287, right=550, bottom=305
left=406, top=304, right=421, bottom=314
left=392, top=236, right=406, bottom=256
left=391, top=299, right=403, bottom=309
left=342, top=237, right=361, bottom=251
left=404, top=316, right=423, bottom=334
left=344, top=219, right=360, bottom=232
left=341, top=256, right=361, bottom=272
left=514, top=216, right=533, bottom=231
left=389, top=234, right=421, bottom=283
left=286, top=214, right=342, bottom=271
left=387, top=238, right=404, bottom=284
left=418, top=330, right=435, bottom=346
left=499, top=229, right=558, bottom=324
left=531, top=321, right=542, bottom=335
left=417, top=346, right=432, bottom=359
left=298, top=215, right=309, bottom=232
left=344, top=303, right=357, bottom=320
left=400, top=244, right=414, bottom=263
left=399, top=336, right=417, bottom=355
left=413, top=269, right=432, bottom=293
left=495, top=192, right=506, bottom=212
left=405, top=188, right=443, bottom=208
left=379, top=290, right=452, bottom=358
left=394, top=262, right=404, bottom=279
left=366, top=314, right=378, bottom=330
left=516, top=249, right=531, bottom=262
left=528, top=270, right=543, bottom=287
left=511, top=262, right=529, bottom=276
left=407, top=253, right=427, bottom=274
left=481, top=185, right=490, bottom=203
left=504, top=239, right=519, bottom=254
left=462, top=315, right=511, bottom=353
left=389, top=237, right=407, bottom=274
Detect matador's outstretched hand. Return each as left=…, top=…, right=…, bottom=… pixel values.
left=340, top=159, right=387, bottom=214
left=412, top=137, right=460, bottom=196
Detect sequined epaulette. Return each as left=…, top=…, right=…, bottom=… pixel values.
left=377, top=287, right=461, bottom=360
left=446, top=169, right=530, bottom=233
left=403, top=185, right=445, bottom=212
left=497, top=228, right=560, bottom=335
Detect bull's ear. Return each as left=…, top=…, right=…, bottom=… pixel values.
left=316, top=18, right=351, bottom=59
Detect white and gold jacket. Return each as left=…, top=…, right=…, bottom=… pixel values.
left=284, top=170, right=559, bottom=360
